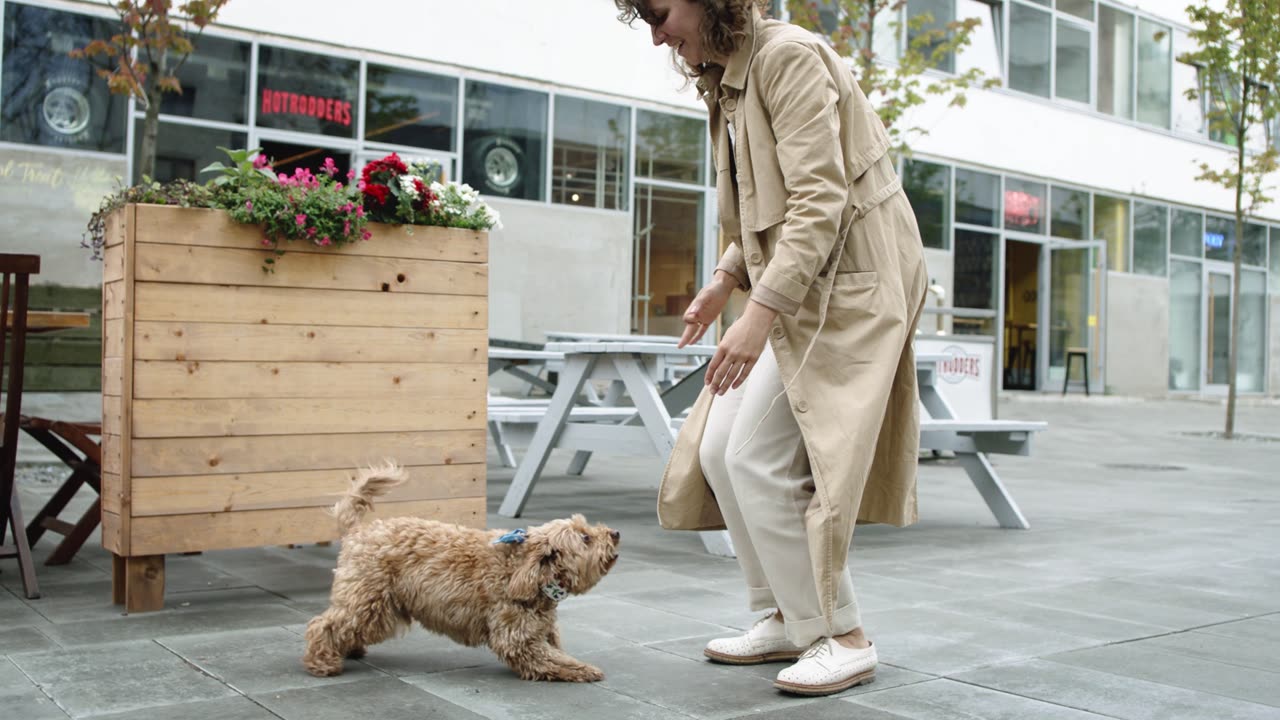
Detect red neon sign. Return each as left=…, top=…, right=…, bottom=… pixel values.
left=260, top=89, right=353, bottom=127
left=1003, top=190, right=1042, bottom=228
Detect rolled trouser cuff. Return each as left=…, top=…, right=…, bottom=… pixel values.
left=782, top=598, right=862, bottom=647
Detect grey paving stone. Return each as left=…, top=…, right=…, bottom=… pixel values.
left=0, top=586, right=51, bottom=630
left=0, top=656, right=32, bottom=692
left=88, top=696, right=278, bottom=720
left=1136, top=630, right=1280, bottom=674
left=930, top=595, right=1168, bottom=644
left=847, top=677, right=1111, bottom=719
left=0, top=625, right=60, bottom=655
left=252, top=675, right=485, bottom=720
left=614, top=585, right=761, bottom=630
left=553, top=596, right=733, bottom=644
left=347, top=627, right=503, bottom=677
left=0, top=690, right=69, bottom=720
left=404, top=663, right=677, bottom=720
left=10, top=640, right=237, bottom=718
left=991, top=579, right=1252, bottom=630
left=724, top=700, right=912, bottom=720
left=158, top=626, right=383, bottom=694
left=584, top=643, right=813, bottom=719
left=858, top=605, right=1100, bottom=676
left=37, top=599, right=311, bottom=648
left=1046, top=642, right=1280, bottom=708
left=954, top=658, right=1280, bottom=720
left=1197, top=614, right=1280, bottom=643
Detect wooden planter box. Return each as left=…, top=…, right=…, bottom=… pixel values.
left=101, top=204, right=488, bottom=611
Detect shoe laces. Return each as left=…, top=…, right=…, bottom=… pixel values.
left=800, top=638, right=833, bottom=660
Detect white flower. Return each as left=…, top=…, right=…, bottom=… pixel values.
left=398, top=175, right=421, bottom=197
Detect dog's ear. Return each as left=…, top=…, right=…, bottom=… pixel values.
left=508, top=541, right=558, bottom=600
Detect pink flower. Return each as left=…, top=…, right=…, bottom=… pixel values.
left=307, top=227, right=317, bottom=238
left=321, top=158, right=339, bottom=176
left=244, top=200, right=253, bottom=212
left=278, top=173, right=289, bottom=184
left=294, top=213, right=307, bottom=227
left=253, top=154, right=270, bottom=169
left=319, top=236, right=332, bottom=246
left=343, top=220, right=351, bottom=235
left=261, top=237, right=272, bottom=247
left=355, top=207, right=365, bottom=218
left=360, top=229, right=372, bottom=241
left=347, top=169, right=356, bottom=181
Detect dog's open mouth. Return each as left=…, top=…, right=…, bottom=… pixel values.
left=604, top=553, right=619, bottom=571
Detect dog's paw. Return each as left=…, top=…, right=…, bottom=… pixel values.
left=561, top=663, right=604, bottom=683
left=345, top=647, right=367, bottom=660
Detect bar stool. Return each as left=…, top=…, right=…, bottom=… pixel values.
left=1062, top=346, right=1090, bottom=396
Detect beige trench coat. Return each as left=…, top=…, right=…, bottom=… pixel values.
left=657, top=12, right=929, bottom=624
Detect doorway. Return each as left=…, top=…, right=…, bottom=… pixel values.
left=1203, top=265, right=1233, bottom=393
left=1003, top=240, right=1041, bottom=389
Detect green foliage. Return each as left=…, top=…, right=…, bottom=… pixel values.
left=81, top=177, right=214, bottom=259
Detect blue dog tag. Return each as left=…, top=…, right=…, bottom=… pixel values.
left=493, top=528, right=528, bottom=545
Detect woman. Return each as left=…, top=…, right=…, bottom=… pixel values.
left=615, top=0, right=928, bottom=697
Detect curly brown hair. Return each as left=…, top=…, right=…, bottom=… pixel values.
left=613, top=0, right=772, bottom=80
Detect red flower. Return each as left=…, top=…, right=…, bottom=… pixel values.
left=363, top=183, right=390, bottom=205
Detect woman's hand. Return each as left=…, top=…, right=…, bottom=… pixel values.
left=707, top=300, right=778, bottom=395
left=677, top=270, right=739, bottom=348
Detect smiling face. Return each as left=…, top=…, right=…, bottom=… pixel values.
left=642, top=0, right=713, bottom=66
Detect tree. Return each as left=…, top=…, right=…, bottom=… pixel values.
left=70, top=1, right=231, bottom=180
left=1179, top=0, right=1280, bottom=438
left=785, top=0, right=1000, bottom=156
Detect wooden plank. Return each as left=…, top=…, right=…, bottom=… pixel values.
left=130, top=429, right=486, bottom=477
left=119, top=203, right=137, bottom=556
left=7, top=310, right=91, bottom=330
left=133, top=322, right=486, bottom=363
left=128, top=497, right=485, bottom=555
left=102, top=471, right=123, bottom=515
left=131, top=463, right=483, bottom=516
left=133, top=204, right=487, bottom=263
left=102, top=357, right=123, bottom=397
left=101, top=435, right=122, bottom=475
left=131, top=396, right=484, bottom=438
left=104, top=208, right=126, bottom=248
left=124, top=555, right=165, bottom=613
left=136, top=243, right=488, bottom=297
left=133, top=283, right=486, bottom=329
left=103, top=318, right=124, bottom=359
left=132, top=360, right=485, bottom=399
left=103, top=242, right=125, bottom=283
left=101, top=509, right=122, bottom=554
left=103, top=282, right=125, bottom=320
left=103, top=396, right=122, bottom=436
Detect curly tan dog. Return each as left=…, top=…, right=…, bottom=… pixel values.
left=302, top=463, right=620, bottom=681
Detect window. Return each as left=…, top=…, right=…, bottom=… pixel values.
left=1136, top=19, right=1172, bottom=128
left=1169, top=259, right=1202, bottom=390
left=1056, top=0, right=1093, bottom=21
left=1270, top=227, right=1279, bottom=294
left=1243, top=223, right=1267, bottom=267
left=1132, top=202, right=1168, bottom=276
left=1004, top=177, right=1046, bottom=233
left=463, top=81, right=548, bottom=201
left=954, top=167, right=1000, bottom=226
left=1239, top=270, right=1267, bottom=392
left=552, top=97, right=630, bottom=210
left=1, top=4, right=127, bottom=152
left=364, top=65, right=457, bottom=152
left=1009, top=3, right=1051, bottom=97
left=635, top=110, right=705, bottom=185
left=1093, top=194, right=1130, bottom=272
left=1097, top=5, right=1134, bottom=120
left=133, top=121, right=246, bottom=184
left=160, top=34, right=250, bottom=124
left=1050, top=186, right=1088, bottom=239
left=256, top=46, right=359, bottom=138
left=956, top=0, right=1004, bottom=78
left=259, top=139, right=351, bottom=181
left=1204, top=215, right=1234, bottom=263
left=903, top=159, right=950, bottom=249
left=953, top=229, right=1000, bottom=335
left=1055, top=19, right=1091, bottom=104
left=908, top=0, right=956, bottom=72
left=1171, top=209, right=1202, bottom=257
left=1172, top=31, right=1205, bottom=135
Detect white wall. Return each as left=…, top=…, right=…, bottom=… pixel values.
left=1270, top=295, right=1279, bottom=396
left=485, top=199, right=632, bottom=343
left=216, top=0, right=701, bottom=112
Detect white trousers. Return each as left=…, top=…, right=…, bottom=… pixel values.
left=699, top=342, right=861, bottom=647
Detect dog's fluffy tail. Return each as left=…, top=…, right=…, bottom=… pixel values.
left=334, top=461, right=407, bottom=536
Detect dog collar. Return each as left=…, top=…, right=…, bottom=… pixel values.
left=541, top=580, right=569, bottom=603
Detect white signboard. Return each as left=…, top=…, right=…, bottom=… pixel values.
left=916, top=337, right=995, bottom=421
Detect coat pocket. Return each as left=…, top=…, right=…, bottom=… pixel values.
left=828, top=270, right=879, bottom=308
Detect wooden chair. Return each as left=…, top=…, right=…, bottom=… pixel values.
left=21, top=417, right=103, bottom=565
left=0, top=254, right=41, bottom=599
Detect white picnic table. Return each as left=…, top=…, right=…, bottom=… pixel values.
left=491, top=344, right=1043, bottom=557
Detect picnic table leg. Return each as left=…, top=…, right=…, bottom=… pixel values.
left=488, top=419, right=518, bottom=468
left=498, top=355, right=596, bottom=518
left=955, top=452, right=1030, bottom=529
left=566, top=380, right=625, bottom=476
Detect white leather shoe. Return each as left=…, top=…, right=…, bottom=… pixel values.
left=773, top=638, right=877, bottom=696
left=704, top=615, right=806, bottom=665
